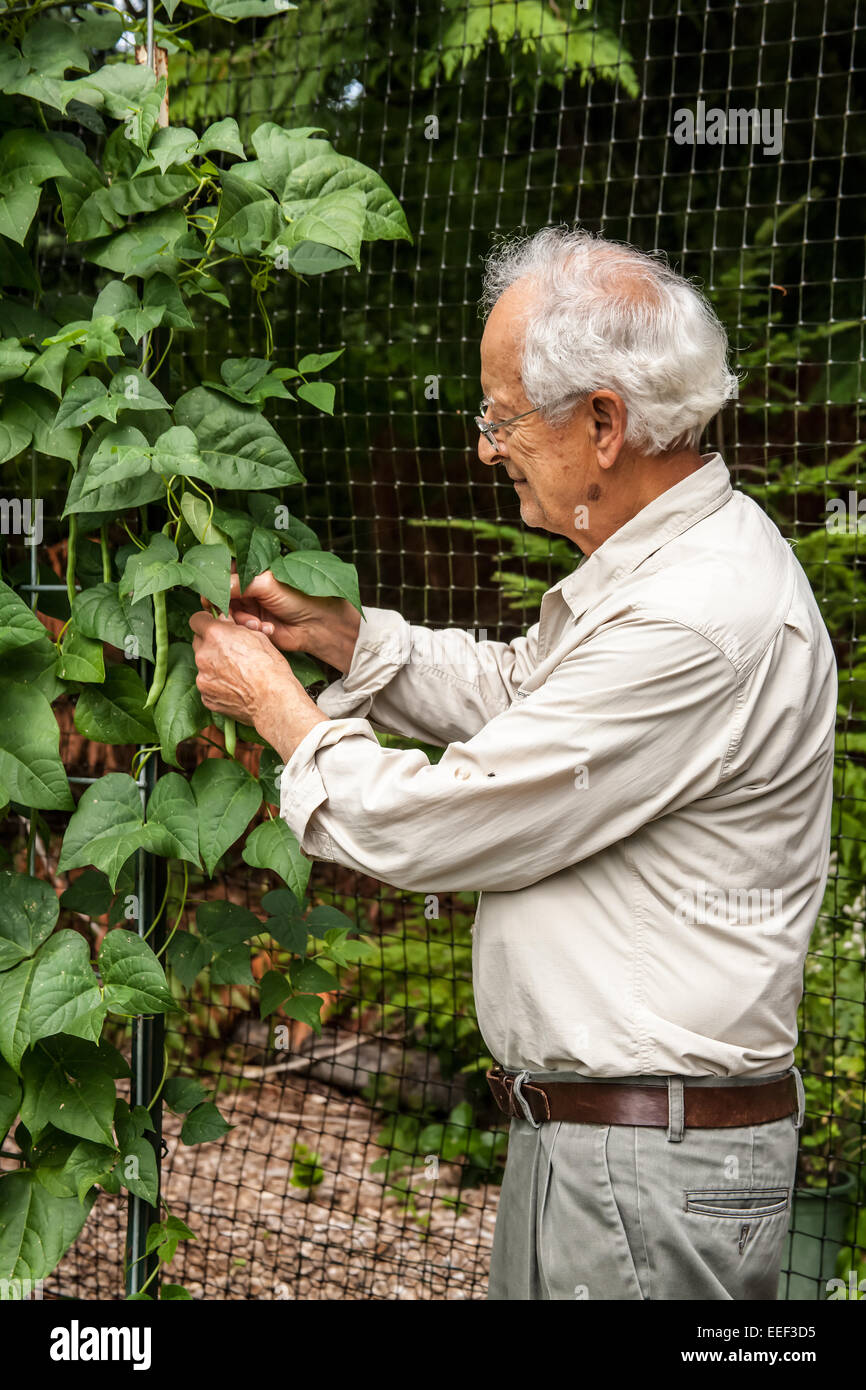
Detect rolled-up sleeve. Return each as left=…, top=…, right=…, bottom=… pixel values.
left=281, top=616, right=738, bottom=893
left=315, top=606, right=539, bottom=746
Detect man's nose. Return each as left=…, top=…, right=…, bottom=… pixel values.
left=477, top=432, right=505, bottom=467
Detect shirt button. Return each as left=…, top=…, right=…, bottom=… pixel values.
left=453, top=767, right=471, bottom=780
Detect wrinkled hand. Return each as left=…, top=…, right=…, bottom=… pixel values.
left=229, top=568, right=361, bottom=673
left=189, top=610, right=328, bottom=760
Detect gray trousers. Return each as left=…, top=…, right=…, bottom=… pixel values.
left=487, top=1068, right=805, bottom=1301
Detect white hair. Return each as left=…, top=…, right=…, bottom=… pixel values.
left=480, top=227, right=739, bottom=455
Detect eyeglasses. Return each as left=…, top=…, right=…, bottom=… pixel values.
left=474, top=398, right=541, bottom=448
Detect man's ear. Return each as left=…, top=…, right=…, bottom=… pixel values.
left=590, top=390, right=627, bottom=469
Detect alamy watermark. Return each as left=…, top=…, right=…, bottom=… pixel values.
left=673, top=101, right=783, bottom=157
left=0, top=497, right=43, bottom=546
left=674, top=880, right=783, bottom=934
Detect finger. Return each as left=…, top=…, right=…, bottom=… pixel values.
left=189, top=611, right=217, bottom=637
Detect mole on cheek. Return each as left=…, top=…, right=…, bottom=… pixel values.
left=587, top=483, right=602, bottom=502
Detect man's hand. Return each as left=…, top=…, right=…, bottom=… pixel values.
left=189, top=610, right=329, bottom=762
left=229, top=570, right=361, bottom=673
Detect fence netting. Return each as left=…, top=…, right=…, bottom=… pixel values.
left=27, top=0, right=866, bottom=1299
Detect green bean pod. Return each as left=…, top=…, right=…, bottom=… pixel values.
left=144, top=590, right=168, bottom=710
left=224, top=718, right=237, bottom=758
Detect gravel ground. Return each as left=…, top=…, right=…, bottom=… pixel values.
left=45, top=1074, right=500, bottom=1302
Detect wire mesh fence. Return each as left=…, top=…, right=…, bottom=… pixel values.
left=6, top=0, right=864, bottom=1300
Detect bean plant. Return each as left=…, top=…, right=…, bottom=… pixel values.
left=0, top=0, right=410, bottom=1295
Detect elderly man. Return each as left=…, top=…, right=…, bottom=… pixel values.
left=191, top=228, right=837, bottom=1301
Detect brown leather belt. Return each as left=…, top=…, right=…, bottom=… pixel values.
left=486, top=1067, right=798, bottom=1129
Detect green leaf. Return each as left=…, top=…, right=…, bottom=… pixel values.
left=32, top=1132, right=117, bottom=1203
left=153, top=644, right=208, bottom=767
left=296, top=380, right=335, bottom=415
left=213, top=171, right=282, bottom=254
left=180, top=1100, right=232, bottom=1145
left=198, top=117, right=246, bottom=160
left=279, top=146, right=411, bottom=244
left=68, top=61, right=156, bottom=119
left=0, top=633, right=64, bottom=703
left=0, top=579, right=47, bottom=655
left=103, top=168, right=193, bottom=225
left=0, top=956, right=36, bottom=1072
left=76, top=426, right=154, bottom=498
left=137, top=126, right=199, bottom=175
left=57, top=626, right=105, bottom=683
left=270, top=550, right=361, bottom=611
left=118, top=532, right=186, bottom=604
left=259, top=969, right=292, bottom=1017
left=196, top=900, right=262, bottom=950
left=73, top=581, right=155, bottom=663
left=144, top=772, right=200, bottom=867
left=59, top=868, right=113, bottom=922
left=287, top=651, right=326, bottom=686
left=165, top=931, right=213, bottom=989
left=210, top=943, right=254, bottom=986
left=145, top=1211, right=195, bottom=1264
left=0, top=337, right=33, bottom=382
left=28, top=930, right=101, bottom=1045
left=99, top=927, right=177, bottom=1016
left=57, top=773, right=148, bottom=890
left=0, top=1171, right=95, bottom=1282
left=114, top=1109, right=158, bottom=1203
left=0, top=680, right=73, bottom=811
left=212, top=513, right=279, bottom=591
left=142, top=272, right=195, bottom=330
left=21, top=1037, right=117, bottom=1146
left=291, top=958, right=338, bottom=993
left=163, top=1076, right=208, bottom=1114
left=87, top=209, right=193, bottom=280
left=283, top=242, right=353, bottom=276
left=204, top=0, right=295, bottom=17
left=0, top=1056, right=22, bottom=1138
left=179, top=493, right=232, bottom=549
left=24, top=343, right=69, bottom=397
left=180, top=542, right=231, bottom=614
left=63, top=424, right=163, bottom=517
left=242, top=818, right=311, bottom=901
left=74, top=665, right=157, bottom=745
left=270, top=187, right=366, bottom=269
left=20, top=17, right=89, bottom=77
left=2, top=382, right=80, bottom=463
left=306, top=904, right=360, bottom=938
left=191, top=758, right=262, bottom=876
left=173, top=387, right=303, bottom=490
left=0, top=873, right=59, bottom=972
left=297, top=350, right=343, bottom=373
left=0, top=177, right=40, bottom=243
left=282, top=994, right=324, bottom=1034
left=0, top=415, right=32, bottom=464
left=248, top=124, right=329, bottom=196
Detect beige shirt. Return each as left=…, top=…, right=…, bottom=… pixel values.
left=279, top=453, right=837, bottom=1076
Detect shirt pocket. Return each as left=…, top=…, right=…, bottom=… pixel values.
left=683, top=1187, right=790, bottom=1220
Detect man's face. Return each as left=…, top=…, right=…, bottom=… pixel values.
left=478, top=281, right=599, bottom=540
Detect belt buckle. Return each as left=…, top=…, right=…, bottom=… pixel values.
left=511, top=1071, right=543, bottom=1129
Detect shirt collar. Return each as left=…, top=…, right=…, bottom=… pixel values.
left=555, top=452, right=733, bottom=620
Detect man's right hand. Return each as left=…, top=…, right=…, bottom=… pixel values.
left=229, top=570, right=361, bottom=674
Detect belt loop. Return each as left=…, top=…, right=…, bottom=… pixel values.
left=790, top=1065, right=806, bottom=1130
left=666, top=1077, right=685, bottom=1143
left=512, top=1071, right=542, bottom=1130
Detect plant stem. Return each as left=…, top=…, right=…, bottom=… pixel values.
left=100, top=524, right=111, bottom=582
left=66, top=514, right=77, bottom=607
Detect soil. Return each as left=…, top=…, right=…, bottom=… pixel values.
left=44, top=1073, right=500, bottom=1302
